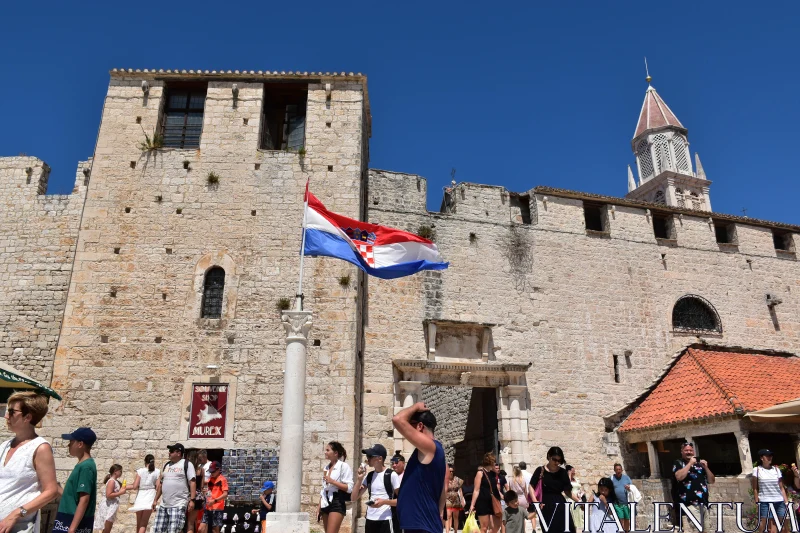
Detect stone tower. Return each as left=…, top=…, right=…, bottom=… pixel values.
left=626, top=77, right=712, bottom=211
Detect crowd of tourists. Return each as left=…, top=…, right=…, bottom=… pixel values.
left=0, top=391, right=276, bottom=533
left=2, top=392, right=799, bottom=533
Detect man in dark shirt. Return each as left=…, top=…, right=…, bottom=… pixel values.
left=672, top=442, right=715, bottom=532
left=393, top=402, right=447, bottom=533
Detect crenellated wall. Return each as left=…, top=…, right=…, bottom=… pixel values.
left=0, top=157, right=87, bottom=384
left=363, top=171, right=800, bottom=484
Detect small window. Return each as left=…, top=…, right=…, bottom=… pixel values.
left=714, top=223, right=736, bottom=244
left=260, top=84, right=308, bottom=150
left=672, top=295, right=722, bottom=334
left=583, top=203, right=606, bottom=232
left=510, top=194, right=531, bottom=224
left=772, top=229, right=793, bottom=252
left=201, top=267, right=225, bottom=319
left=163, top=86, right=207, bottom=148
left=652, top=213, right=673, bottom=240
left=613, top=355, right=620, bottom=383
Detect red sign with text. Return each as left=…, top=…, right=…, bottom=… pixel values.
left=189, top=384, right=228, bottom=439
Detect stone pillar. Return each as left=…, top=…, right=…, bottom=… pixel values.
left=502, top=385, right=528, bottom=466
left=395, top=381, right=422, bottom=455
left=646, top=441, right=661, bottom=479
left=268, top=307, right=313, bottom=533
left=427, top=323, right=436, bottom=361
left=793, top=434, right=800, bottom=468
left=734, top=430, right=753, bottom=477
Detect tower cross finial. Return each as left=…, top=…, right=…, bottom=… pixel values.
left=644, top=57, right=652, bottom=84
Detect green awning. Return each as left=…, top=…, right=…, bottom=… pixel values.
left=0, top=362, right=62, bottom=400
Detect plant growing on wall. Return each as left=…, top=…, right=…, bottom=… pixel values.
left=207, top=172, right=220, bottom=185
left=297, top=147, right=307, bottom=157
left=138, top=127, right=164, bottom=151
left=338, top=274, right=351, bottom=288
left=417, top=225, right=435, bottom=241
left=276, top=298, right=291, bottom=311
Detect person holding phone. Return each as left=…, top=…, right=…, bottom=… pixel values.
left=352, top=444, right=400, bottom=533
left=672, top=442, right=714, bottom=532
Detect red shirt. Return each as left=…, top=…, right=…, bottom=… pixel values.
left=206, top=474, right=229, bottom=510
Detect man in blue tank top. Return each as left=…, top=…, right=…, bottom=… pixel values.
left=393, top=402, right=447, bottom=533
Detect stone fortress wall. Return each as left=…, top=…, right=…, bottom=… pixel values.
left=0, top=157, right=88, bottom=383
left=362, top=169, right=800, bottom=485
left=0, top=72, right=370, bottom=531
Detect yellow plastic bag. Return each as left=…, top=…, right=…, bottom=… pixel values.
left=463, top=511, right=479, bottom=533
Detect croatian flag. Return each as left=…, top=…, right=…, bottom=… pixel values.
left=303, top=191, right=449, bottom=279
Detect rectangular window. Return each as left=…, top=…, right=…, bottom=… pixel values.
left=613, top=355, right=620, bottom=383
left=583, top=203, right=606, bottom=233
left=714, top=223, right=736, bottom=244
left=510, top=194, right=532, bottom=224
left=652, top=213, right=673, bottom=239
left=260, top=84, right=308, bottom=150
left=772, top=229, right=793, bottom=251
left=163, top=86, right=207, bottom=148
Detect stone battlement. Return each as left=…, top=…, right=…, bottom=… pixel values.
left=368, top=169, right=800, bottom=259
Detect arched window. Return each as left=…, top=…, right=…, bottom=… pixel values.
left=653, top=134, right=672, bottom=175
left=637, top=140, right=654, bottom=182
left=201, top=267, right=225, bottom=319
left=672, top=295, right=721, bottom=333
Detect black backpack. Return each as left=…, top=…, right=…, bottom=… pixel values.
left=366, top=470, right=399, bottom=530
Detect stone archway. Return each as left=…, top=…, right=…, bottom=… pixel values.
left=392, top=359, right=531, bottom=468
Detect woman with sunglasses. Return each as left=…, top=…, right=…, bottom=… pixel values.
left=528, top=447, right=575, bottom=533
left=0, top=391, right=58, bottom=533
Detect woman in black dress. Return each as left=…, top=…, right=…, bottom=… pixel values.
left=468, top=452, right=502, bottom=533
left=529, top=447, right=575, bottom=533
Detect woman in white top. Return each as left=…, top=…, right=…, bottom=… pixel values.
left=565, top=465, right=585, bottom=533
left=94, top=464, right=127, bottom=533
left=751, top=449, right=788, bottom=533
left=128, top=454, right=160, bottom=533
left=318, top=441, right=354, bottom=533
left=0, top=391, right=58, bottom=533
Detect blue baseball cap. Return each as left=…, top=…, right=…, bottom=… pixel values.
left=262, top=481, right=275, bottom=491
left=62, top=427, right=97, bottom=447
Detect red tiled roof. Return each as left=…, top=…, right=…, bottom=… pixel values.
left=619, top=348, right=800, bottom=432
left=633, top=85, right=686, bottom=140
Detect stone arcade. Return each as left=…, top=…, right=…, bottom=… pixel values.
left=1, top=69, right=800, bottom=532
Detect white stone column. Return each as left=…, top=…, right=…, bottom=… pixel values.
left=734, top=430, right=753, bottom=477
left=503, top=385, right=528, bottom=466
left=646, top=441, right=661, bottom=479
left=395, top=381, right=422, bottom=455
left=268, top=308, right=313, bottom=533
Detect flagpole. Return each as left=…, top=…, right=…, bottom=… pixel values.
left=296, top=179, right=310, bottom=311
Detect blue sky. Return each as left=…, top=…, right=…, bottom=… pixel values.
left=3, top=1, right=798, bottom=222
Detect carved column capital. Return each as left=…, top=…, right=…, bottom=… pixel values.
left=281, top=310, right=313, bottom=344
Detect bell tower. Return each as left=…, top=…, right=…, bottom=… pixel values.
left=626, top=74, right=712, bottom=211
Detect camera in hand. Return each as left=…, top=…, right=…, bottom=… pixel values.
left=366, top=500, right=375, bottom=506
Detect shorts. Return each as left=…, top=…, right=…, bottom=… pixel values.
left=365, top=519, right=394, bottom=533
left=446, top=508, right=463, bottom=513
left=759, top=502, right=787, bottom=519
left=152, top=506, right=187, bottom=533
left=613, top=503, right=631, bottom=520
left=202, top=510, right=225, bottom=528
left=320, top=497, right=347, bottom=515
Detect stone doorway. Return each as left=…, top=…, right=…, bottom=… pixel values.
left=393, top=359, right=531, bottom=471
left=421, top=385, right=499, bottom=482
